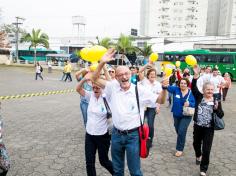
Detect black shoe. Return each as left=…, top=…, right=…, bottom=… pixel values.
left=196, top=156, right=201, bottom=165
left=196, top=159, right=201, bottom=165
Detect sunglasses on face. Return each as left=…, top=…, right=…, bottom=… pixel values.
left=109, top=70, right=115, bottom=73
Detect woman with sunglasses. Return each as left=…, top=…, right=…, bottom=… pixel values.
left=76, top=73, right=113, bottom=176
left=108, top=67, right=116, bottom=80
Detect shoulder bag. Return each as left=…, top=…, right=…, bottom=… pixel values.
left=135, top=85, right=150, bottom=158
left=212, top=100, right=225, bottom=130
left=102, top=96, right=113, bottom=134
left=182, top=90, right=195, bottom=117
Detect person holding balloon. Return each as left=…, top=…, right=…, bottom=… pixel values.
left=76, top=73, right=114, bottom=176
left=191, top=65, right=224, bottom=176
left=90, top=49, right=169, bottom=176
left=167, top=77, right=195, bottom=157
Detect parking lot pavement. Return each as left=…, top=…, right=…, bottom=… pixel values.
left=1, top=65, right=236, bottom=176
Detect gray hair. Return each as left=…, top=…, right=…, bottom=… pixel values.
left=202, top=81, right=214, bottom=92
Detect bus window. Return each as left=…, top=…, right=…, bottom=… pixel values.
left=195, top=55, right=201, bottom=62
left=219, top=55, right=233, bottom=64
left=179, top=55, right=185, bottom=61
left=206, top=55, right=219, bottom=63
left=199, top=55, right=207, bottom=62
left=164, top=55, right=173, bottom=61
left=158, top=53, right=164, bottom=61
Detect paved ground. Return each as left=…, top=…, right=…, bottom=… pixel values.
left=0, top=65, right=236, bottom=176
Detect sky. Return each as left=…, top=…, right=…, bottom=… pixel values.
left=0, top=0, right=140, bottom=38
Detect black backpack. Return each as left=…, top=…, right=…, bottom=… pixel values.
left=40, top=66, right=43, bottom=72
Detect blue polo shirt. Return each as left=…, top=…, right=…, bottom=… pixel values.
left=167, top=86, right=195, bottom=118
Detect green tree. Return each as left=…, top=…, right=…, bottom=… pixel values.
left=136, top=42, right=153, bottom=57
left=88, top=36, right=114, bottom=49
left=136, top=42, right=153, bottom=64
left=115, top=34, right=136, bottom=65
left=0, top=24, right=27, bottom=36
left=20, top=29, right=49, bottom=64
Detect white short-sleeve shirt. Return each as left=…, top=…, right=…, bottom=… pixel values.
left=84, top=91, right=108, bottom=135
left=139, top=78, right=162, bottom=108
left=104, top=80, right=159, bottom=130
left=210, top=75, right=225, bottom=93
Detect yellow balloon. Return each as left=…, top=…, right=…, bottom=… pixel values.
left=185, top=55, right=197, bottom=66
left=149, top=53, right=158, bottom=62
left=80, top=48, right=90, bottom=61
left=89, top=62, right=98, bottom=72
left=175, top=61, right=181, bottom=68
left=164, top=64, right=175, bottom=77
left=88, top=45, right=107, bottom=62
left=80, top=45, right=107, bottom=63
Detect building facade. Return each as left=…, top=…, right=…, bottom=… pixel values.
left=206, top=0, right=236, bottom=36
left=140, top=0, right=208, bottom=37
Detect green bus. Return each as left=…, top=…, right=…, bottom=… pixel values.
left=159, top=49, right=236, bottom=80
left=17, top=49, right=59, bottom=62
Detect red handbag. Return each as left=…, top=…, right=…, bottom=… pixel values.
left=139, top=123, right=150, bottom=158
left=135, top=85, right=150, bottom=158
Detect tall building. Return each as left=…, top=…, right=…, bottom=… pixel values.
left=205, top=0, right=221, bottom=36
left=140, top=0, right=208, bottom=37
left=205, top=0, right=236, bottom=36
left=218, top=0, right=236, bottom=36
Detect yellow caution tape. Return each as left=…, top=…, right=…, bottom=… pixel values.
left=0, top=89, right=76, bottom=101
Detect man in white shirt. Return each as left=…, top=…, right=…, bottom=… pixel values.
left=89, top=49, right=169, bottom=176
left=210, top=68, right=225, bottom=101
left=197, top=66, right=212, bottom=93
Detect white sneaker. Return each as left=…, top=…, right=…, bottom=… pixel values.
left=200, top=171, right=206, bottom=176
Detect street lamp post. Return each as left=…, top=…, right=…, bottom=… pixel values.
left=12, top=16, right=25, bottom=62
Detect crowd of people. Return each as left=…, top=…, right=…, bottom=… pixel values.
left=75, top=49, right=229, bottom=176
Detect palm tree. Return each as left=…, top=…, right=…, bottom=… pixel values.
left=115, top=34, right=136, bottom=65
left=20, top=29, right=49, bottom=64
left=136, top=42, right=153, bottom=65
left=88, top=36, right=114, bottom=49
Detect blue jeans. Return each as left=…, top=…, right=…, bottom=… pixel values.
left=61, top=72, right=66, bottom=81
left=173, top=116, right=192, bottom=151
left=111, top=128, right=143, bottom=176
left=80, top=100, right=88, bottom=127
left=145, top=107, right=156, bottom=143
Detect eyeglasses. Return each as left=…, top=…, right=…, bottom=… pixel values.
left=109, top=70, right=115, bottom=73
left=116, top=72, right=130, bottom=77
left=92, top=86, right=101, bottom=90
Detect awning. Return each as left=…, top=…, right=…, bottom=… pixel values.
left=46, top=54, right=71, bottom=58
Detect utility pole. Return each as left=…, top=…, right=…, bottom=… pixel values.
left=12, top=16, right=25, bottom=62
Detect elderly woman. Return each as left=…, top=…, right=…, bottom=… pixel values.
left=222, top=72, right=231, bottom=101
left=139, top=68, right=162, bottom=147
left=76, top=74, right=113, bottom=176
left=167, top=77, right=195, bottom=157
left=192, top=65, right=224, bottom=176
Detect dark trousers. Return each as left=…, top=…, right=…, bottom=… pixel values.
left=213, top=93, right=221, bottom=101
left=65, top=73, right=72, bottom=82
left=0, top=171, right=8, bottom=176
left=193, top=124, right=214, bottom=172
left=35, top=73, right=43, bottom=80
left=85, top=132, right=113, bottom=176
left=222, top=88, right=229, bottom=101
left=145, top=107, right=156, bottom=144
